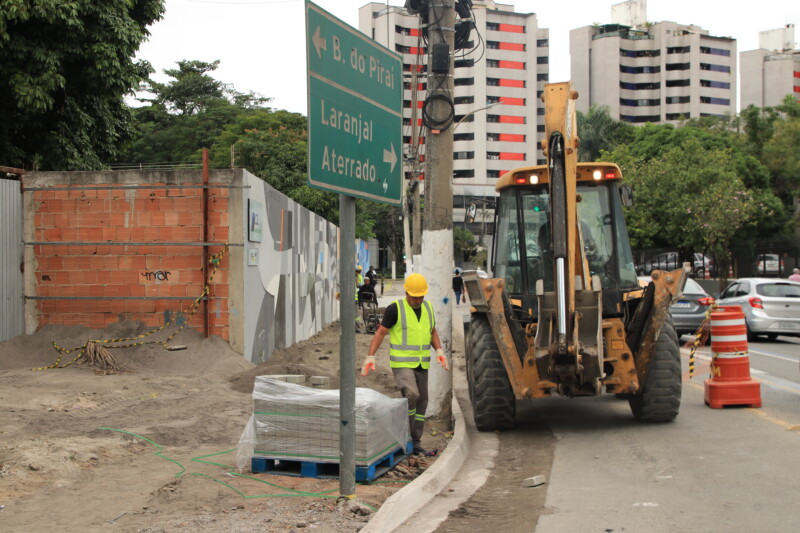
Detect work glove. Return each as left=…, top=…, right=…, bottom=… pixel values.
left=361, top=354, right=376, bottom=376
left=436, top=348, right=449, bottom=371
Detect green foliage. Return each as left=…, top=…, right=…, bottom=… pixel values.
left=576, top=106, right=635, bottom=162
left=608, top=127, right=783, bottom=257
left=0, top=0, right=165, bottom=170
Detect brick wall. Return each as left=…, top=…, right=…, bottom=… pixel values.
left=30, top=175, right=233, bottom=341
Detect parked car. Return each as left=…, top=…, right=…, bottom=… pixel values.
left=637, top=252, right=713, bottom=278
left=715, top=278, right=800, bottom=340
left=639, top=276, right=715, bottom=336
left=754, top=253, right=783, bottom=276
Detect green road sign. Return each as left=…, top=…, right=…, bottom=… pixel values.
left=305, top=1, right=402, bottom=205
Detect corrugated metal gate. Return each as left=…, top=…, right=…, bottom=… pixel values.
left=0, top=176, right=24, bottom=342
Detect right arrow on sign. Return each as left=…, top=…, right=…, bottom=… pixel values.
left=312, top=26, right=327, bottom=59
left=383, top=143, right=397, bottom=172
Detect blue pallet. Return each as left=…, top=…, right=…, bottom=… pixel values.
left=251, top=441, right=412, bottom=483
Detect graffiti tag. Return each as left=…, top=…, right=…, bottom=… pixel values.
left=141, top=271, right=171, bottom=281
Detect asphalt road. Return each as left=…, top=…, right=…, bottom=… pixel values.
left=401, top=329, right=800, bottom=533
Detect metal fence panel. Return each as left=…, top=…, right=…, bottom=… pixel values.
left=0, top=178, right=24, bottom=342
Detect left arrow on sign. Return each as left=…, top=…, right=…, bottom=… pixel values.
left=383, top=143, right=398, bottom=173
left=312, top=26, right=327, bottom=59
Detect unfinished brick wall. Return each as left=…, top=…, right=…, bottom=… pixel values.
left=30, top=175, right=232, bottom=341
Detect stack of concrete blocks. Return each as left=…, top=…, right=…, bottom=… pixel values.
left=251, top=376, right=409, bottom=466
left=262, top=374, right=331, bottom=390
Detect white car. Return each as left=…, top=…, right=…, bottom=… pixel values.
left=715, top=278, right=800, bottom=341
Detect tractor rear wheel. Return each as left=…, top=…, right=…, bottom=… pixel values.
left=629, top=315, right=682, bottom=422
left=466, top=314, right=516, bottom=431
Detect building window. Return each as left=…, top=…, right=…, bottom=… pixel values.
left=403, top=81, right=427, bottom=90
left=486, top=96, right=500, bottom=104
left=537, top=56, right=548, bottom=64
left=487, top=152, right=500, bottom=160
left=700, top=112, right=726, bottom=117
left=700, top=96, right=730, bottom=105
left=487, top=41, right=500, bottom=49
left=455, top=58, right=475, bottom=68
left=395, top=25, right=420, bottom=37
left=537, top=39, right=549, bottom=47
left=453, top=151, right=475, bottom=160
left=487, top=170, right=501, bottom=178
left=403, top=63, right=427, bottom=73
left=620, top=81, right=661, bottom=90
left=396, top=44, right=425, bottom=55
left=454, top=132, right=474, bottom=141
left=667, top=46, right=691, bottom=54
left=620, top=48, right=660, bottom=58
left=453, top=169, right=475, bottom=178
left=620, top=65, right=661, bottom=74
left=665, top=96, right=691, bottom=104
left=536, top=73, right=549, bottom=81
left=666, top=112, right=691, bottom=120
left=700, top=79, right=731, bottom=89
left=486, top=22, right=499, bottom=31
left=537, top=124, right=545, bottom=133
left=666, top=62, right=690, bottom=71
left=455, top=77, right=475, bottom=86
left=487, top=59, right=499, bottom=68
left=666, top=79, right=691, bottom=87
left=700, top=63, right=730, bottom=73
left=620, top=98, right=659, bottom=107
left=454, top=96, right=475, bottom=105
left=453, top=114, right=474, bottom=124
left=487, top=132, right=500, bottom=141
left=620, top=115, right=660, bottom=123
left=700, top=46, right=730, bottom=57
left=536, top=107, right=544, bottom=115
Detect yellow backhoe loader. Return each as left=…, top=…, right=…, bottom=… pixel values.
left=463, top=82, right=688, bottom=429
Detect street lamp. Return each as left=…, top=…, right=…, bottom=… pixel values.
left=453, top=101, right=500, bottom=131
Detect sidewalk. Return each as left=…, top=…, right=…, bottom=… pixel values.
left=360, top=292, right=478, bottom=533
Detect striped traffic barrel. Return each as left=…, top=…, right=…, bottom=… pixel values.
left=710, top=306, right=748, bottom=355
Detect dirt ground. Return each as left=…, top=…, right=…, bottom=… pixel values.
left=0, top=318, right=452, bottom=532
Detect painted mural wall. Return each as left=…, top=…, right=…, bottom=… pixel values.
left=243, top=171, right=344, bottom=363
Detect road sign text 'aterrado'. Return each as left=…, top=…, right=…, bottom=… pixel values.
left=306, top=1, right=402, bottom=205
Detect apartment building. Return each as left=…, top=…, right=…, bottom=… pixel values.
left=741, top=25, right=800, bottom=109
left=358, top=1, right=549, bottom=237
left=570, top=0, right=736, bottom=123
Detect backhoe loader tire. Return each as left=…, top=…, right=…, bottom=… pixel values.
left=629, top=315, right=681, bottom=422
left=466, top=314, right=516, bottom=431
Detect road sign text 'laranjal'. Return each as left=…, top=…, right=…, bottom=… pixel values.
left=305, top=1, right=402, bottom=205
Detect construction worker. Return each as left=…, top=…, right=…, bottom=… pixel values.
left=356, top=265, right=364, bottom=286
left=361, top=273, right=448, bottom=455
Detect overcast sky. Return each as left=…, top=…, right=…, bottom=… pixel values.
left=135, top=0, right=800, bottom=113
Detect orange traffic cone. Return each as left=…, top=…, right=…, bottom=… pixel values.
left=704, top=306, right=761, bottom=408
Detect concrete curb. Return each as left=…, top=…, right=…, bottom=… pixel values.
left=360, top=394, right=470, bottom=533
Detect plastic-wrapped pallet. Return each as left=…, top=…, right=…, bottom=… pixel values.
left=236, top=376, right=409, bottom=472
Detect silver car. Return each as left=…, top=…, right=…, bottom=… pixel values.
left=716, top=278, right=800, bottom=341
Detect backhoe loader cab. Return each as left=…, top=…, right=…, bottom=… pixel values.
left=463, top=82, right=686, bottom=430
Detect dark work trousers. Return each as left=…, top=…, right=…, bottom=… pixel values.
left=391, top=366, right=428, bottom=447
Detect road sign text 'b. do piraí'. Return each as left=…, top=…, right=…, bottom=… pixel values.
left=305, top=1, right=403, bottom=205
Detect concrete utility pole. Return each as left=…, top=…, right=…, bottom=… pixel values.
left=420, top=0, right=455, bottom=419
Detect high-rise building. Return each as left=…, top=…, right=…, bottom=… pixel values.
left=358, top=1, right=549, bottom=239
left=740, top=24, right=800, bottom=109
left=570, top=0, right=736, bottom=124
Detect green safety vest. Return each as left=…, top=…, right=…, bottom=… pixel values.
left=389, top=299, right=434, bottom=369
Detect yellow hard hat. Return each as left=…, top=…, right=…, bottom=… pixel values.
left=356, top=265, right=362, bottom=271
left=404, top=273, right=428, bottom=297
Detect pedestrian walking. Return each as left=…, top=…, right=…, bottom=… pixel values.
left=360, top=273, right=448, bottom=455
left=452, top=268, right=464, bottom=306
left=789, top=268, right=800, bottom=282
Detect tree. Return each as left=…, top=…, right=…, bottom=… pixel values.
left=0, top=0, right=165, bottom=170
left=577, top=106, right=635, bottom=162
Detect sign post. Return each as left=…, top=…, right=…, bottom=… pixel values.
left=305, top=1, right=402, bottom=498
